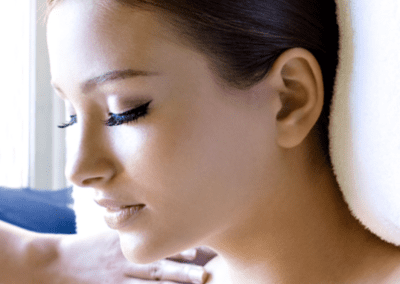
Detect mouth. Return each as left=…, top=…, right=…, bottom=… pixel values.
left=94, top=199, right=146, bottom=230
left=103, top=204, right=146, bottom=230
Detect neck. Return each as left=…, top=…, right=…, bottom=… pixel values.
left=203, top=145, right=398, bottom=284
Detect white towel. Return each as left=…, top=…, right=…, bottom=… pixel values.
left=330, top=0, right=400, bottom=245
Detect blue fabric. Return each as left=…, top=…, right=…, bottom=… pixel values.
left=0, top=187, right=76, bottom=234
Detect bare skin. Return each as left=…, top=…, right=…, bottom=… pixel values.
left=0, top=221, right=209, bottom=284
left=202, top=156, right=400, bottom=284
left=46, top=1, right=400, bottom=283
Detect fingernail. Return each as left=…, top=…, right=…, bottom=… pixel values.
left=190, top=268, right=208, bottom=284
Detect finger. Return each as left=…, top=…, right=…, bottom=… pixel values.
left=126, top=280, right=177, bottom=284
left=125, top=260, right=208, bottom=284
left=167, top=248, right=197, bottom=261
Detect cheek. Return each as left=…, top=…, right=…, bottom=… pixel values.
left=111, top=98, right=201, bottom=203
left=136, top=100, right=203, bottom=205
left=145, top=101, right=273, bottom=213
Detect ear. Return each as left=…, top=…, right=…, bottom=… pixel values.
left=268, top=48, right=324, bottom=148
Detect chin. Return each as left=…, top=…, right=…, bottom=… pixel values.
left=118, top=231, right=175, bottom=264
left=121, top=246, right=164, bottom=264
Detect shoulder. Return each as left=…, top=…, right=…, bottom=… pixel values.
left=356, top=247, right=400, bottom=284
left=380, top=254, right=400, bottom=283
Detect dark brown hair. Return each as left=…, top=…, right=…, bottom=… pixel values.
left=47, top=0, right=339, bottom=164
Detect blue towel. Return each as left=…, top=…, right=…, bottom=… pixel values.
left=0, top=187, right=76, bottom=234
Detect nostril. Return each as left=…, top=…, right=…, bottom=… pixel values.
left=65, top=157, right=117, bottom=188
left=81, top=177, right=103, bottom=187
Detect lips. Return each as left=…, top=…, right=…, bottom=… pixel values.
left=94, top=198, right=146, bottom=230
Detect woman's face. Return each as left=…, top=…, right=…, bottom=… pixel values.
left=47, top=0, right=280, bottom=263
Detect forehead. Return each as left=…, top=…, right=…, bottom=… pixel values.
left=46, top=0, right=182, bottom=93
left=47, top=0, right=157, bottom=38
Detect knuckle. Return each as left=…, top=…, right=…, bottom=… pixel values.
left=183, top=264, right=192, bottom=276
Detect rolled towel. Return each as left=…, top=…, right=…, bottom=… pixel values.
left=330, top=0, right=400, bottom=245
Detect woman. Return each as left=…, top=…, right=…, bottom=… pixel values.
left=46, top=0, right=400, bottom=283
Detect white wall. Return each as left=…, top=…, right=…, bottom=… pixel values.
left=29, top=0, right=68, bottom=190
left=0, top=1, right=31, bottom=188
left=0, top=0, right=69, bottom=190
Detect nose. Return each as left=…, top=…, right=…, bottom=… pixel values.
left=65, top=122, right=117, bottom=188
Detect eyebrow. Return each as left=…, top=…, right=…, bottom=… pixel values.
left=52, top=69, right=160, bottom=95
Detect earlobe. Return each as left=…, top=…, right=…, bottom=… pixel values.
left=269, top=48, right=324, bottom=149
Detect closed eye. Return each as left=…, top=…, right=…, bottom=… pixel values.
left=102, top=100, right=152, bottom=126
left=58, top=115, right=77, bottom=129
left=57, top=100, right=152, bottom=129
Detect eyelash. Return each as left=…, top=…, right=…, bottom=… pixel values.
left=57, top=100, right=152, bottom=129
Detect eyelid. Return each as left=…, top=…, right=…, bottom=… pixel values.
left=57, top=100, right=152, bottom=129
left=102, top=100, right=152, bottom=126
left=109, top=100, right=152, bottom=116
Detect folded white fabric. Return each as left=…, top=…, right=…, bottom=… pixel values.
left=330, top=0, right=400, bottom=245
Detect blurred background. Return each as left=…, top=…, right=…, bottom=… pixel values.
left=0, top=0, right=75, bottom=234
left=0, top=0, right=70, bottom=190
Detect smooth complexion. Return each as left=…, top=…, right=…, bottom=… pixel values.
left=47, top=1, right=400, bottom=283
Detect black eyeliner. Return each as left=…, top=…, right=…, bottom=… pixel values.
left=58, top=115, right=77, bottom=128
left=102, top=100, right=152, bottom=127
left=57, top=100, right=152, bottom=129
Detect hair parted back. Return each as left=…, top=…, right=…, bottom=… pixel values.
left=46, top=0, right=339, bottom=164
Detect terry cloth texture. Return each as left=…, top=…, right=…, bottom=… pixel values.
left=330, top=0, right=400, bottom=245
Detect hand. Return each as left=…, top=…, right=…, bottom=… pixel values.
left=33, top=231, right=211, bottom=284
left=168, top=246, right=218, bottom=267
